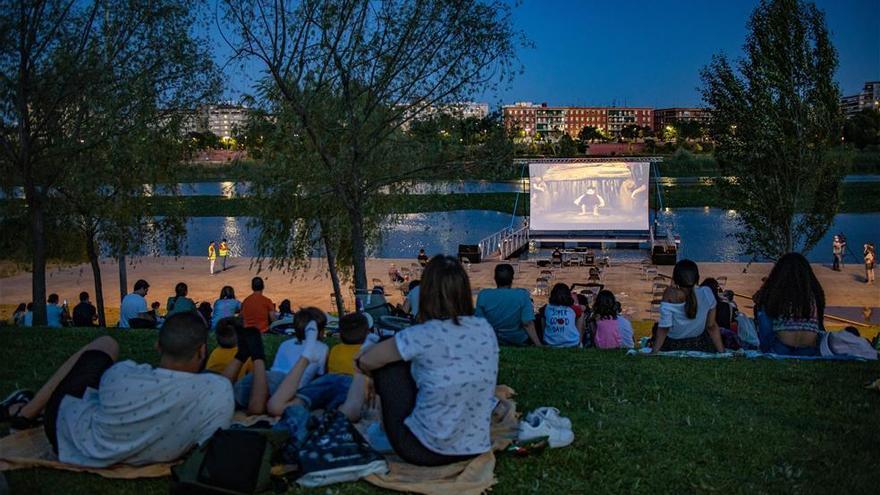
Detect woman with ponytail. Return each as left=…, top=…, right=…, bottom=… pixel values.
left=651, top=259, right=724, bottom=353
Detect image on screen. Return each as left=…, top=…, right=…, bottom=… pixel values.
left=529, top=161, right=650, bottom=232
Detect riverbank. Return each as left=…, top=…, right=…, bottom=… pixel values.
left=2, top=256, right=877, bottom=336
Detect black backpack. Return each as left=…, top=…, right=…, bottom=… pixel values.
left=170, top=427, right=289, bottom=495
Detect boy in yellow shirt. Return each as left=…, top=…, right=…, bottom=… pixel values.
left=327, top=313, right=370, bottom=375
left=206, top=317, right=253, bottom=379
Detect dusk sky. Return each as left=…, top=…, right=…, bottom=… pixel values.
left=216, top=0, right=879, bottom=109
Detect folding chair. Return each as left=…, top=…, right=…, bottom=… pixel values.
left=540, top=269, right=553, bottom=280
left=533, top=277, right=550, bottom=296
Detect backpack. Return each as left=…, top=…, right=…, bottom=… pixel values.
left=295, top=410, right=388, bottom=488
left=171, top=427, right=289, bottom=495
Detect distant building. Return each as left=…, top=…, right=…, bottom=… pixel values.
left=502, top=102, right=652, bottom=138
left=398, top=101, right=489, bottom=129
left=841, top=81, right=880, bottom=118
left=653, top=107, right=710, bottom=131
left=204, top=104, right=249, bottom=140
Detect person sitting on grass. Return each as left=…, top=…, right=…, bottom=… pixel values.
left=754, top=252, right=825, bottom=356
left=652, top=259, right=724, bottom=354
left=328, top=312, right=372, bottom=375
left=1, top=312, right=233, bottom=467
left=206, top=317, right=254, bottom=380
left=401, top=280, right=420, bottom=319
left=475, top=263, right=542, bottom=347
left=278, top=299, right=295, bottom=320
left=12, top=303, right=27, bottom=326
left=211, top=286, right=241, bottom=330
left=264, top=323, right=370, bottom=451
left=591, top=290, right=634, bottom=349
left=542, top=283, right=583, bottom=348
left=700, top=278, right=736, bottom=330
left=22, top=302, right=34, bottom=327
left=224, top=308, right=330, bottom=415
left=166, top=282, right=197, bottom=318
left=119, top=279, right=152, bottom=328
left=46, top=293, right=67, bottom=328
left=354, top=255, right=500, bottom=467
left=72, top=292, right=98, bottom=327
left=241, top=276, right=277, bottom=334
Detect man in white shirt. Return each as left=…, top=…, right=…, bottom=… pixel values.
left=4, top=312, right=233, bottom=467
left=118, top=279, right=150, bottom=328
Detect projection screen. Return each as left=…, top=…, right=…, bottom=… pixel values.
left=529, top=161, right=650, bottom=232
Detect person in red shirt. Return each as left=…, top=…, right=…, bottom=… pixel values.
left=241, top=277, right=277, bottom=333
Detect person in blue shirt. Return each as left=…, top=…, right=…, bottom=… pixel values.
left=46, top=294, right=67, bottom=328
left=475, top=264, right=542, bottom=346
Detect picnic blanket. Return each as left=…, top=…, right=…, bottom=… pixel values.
left=627, top=348, right=870, bottom=361
left=363, top=385, right=519, bottom=495
left=0, top=411, right=274, bottom=479
left=0, top=387, right=520, bottom=494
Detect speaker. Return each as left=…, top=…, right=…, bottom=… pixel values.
left=651, top=245, right=678, bottom=265
left=458, top=244, right=481, bottom=263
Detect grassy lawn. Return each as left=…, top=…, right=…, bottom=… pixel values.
left=1, top=328, right=879, bottom=494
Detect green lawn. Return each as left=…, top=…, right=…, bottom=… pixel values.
left=2, top=328, right=879, bottom=494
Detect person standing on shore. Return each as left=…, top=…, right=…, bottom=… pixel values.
left=219, top=239, right=229, bottom=271
left=832, top=236, right=843, bottom=271
left=208, top=240, right=217, bottom=275
left=864, top=243, right=876, bottom=284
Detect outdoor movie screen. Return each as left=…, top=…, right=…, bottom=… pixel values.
left=529, top=161, right=650, bottom=232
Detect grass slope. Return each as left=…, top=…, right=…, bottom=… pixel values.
left=2, top=328, right=879, bottom=494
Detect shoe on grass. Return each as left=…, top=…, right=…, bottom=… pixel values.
left=0, top=390, right=34, bottom=421
left=518, top=415, right=574, bottom=448
left=525, top=407, right=572, bottom=430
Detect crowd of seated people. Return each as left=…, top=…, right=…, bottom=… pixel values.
left=1, top=250, right=875, bottom=478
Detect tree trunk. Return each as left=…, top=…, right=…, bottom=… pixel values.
left=118, top=255, right=128, bottom=300
left=28, top=193, right=48, bottom=326
left=86, top=232, right=107, bottom=327
left=347, top=207, right=368, bottom=292
left=322, top=233, right=346, bottom=317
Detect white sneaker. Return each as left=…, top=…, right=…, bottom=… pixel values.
left=518, top=416, right=574, bottom=448
left=525, top=407, right=572, bottom=430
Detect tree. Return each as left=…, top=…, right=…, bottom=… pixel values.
left=701, top=0, right=845, bottom=260
left=676, top=120, right=704, bottom=141
left=620, top=124, right=641, bottom=142
left=577, top=125, right=603, bottom=144
left=0, top=0, right=217, bottom=325
left=557, top=134, right=578, bottom=157
left=843, top=108, right=880, bottom=149
left=222, top=0, right=520, bottom=291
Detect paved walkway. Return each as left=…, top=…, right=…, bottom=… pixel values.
left=1, top=256, right=877, bottom=328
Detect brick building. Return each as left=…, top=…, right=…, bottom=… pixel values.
left=653, top=108, right=710, bottom=131
left=841, top=81, right=880, bottom=118
left=502, top=102, right=652, bottom=138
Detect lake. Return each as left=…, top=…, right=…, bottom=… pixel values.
left=155, top=208, right=878, bottom=263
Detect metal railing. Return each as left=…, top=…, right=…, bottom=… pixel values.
left=477, top=221, right=530, bottom=260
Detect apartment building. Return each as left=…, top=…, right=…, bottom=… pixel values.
left=653, top=107, right=710, bottom=131
left=841, top=81, right=880, bottom=118
left=502, top=102, right=652, bottom=138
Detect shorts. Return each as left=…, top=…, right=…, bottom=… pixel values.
left=233, top=370, right=287, bottom=409
left=44, top=350, right=115, bottom=452
left=295, top=374, right=353, bottom=411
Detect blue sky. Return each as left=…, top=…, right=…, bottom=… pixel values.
left=214, top=0, right=879, bottom=109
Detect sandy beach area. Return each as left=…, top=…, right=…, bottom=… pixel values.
left=1, top=256, right=877, bottom=330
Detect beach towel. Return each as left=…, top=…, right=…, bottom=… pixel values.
left=0, top=412, right=275, bottom=479
left=363, top=385, right=519, bottom=495
left=626, top=348, right=870, bottom=361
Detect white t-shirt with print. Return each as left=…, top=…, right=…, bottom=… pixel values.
left=543, top=305, right=580, bottom=348
left=395, top=316, right=499, bottom=456
left=55, top=360, right=234, bottom=467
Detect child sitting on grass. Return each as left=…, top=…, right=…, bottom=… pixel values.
left=327, top=312, right=372, bottom=375
left=270, top=307, right=329, bottom=384
left=205, top=317, right=253, bottom=379
left=591, top=290, right=634, bottom=349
